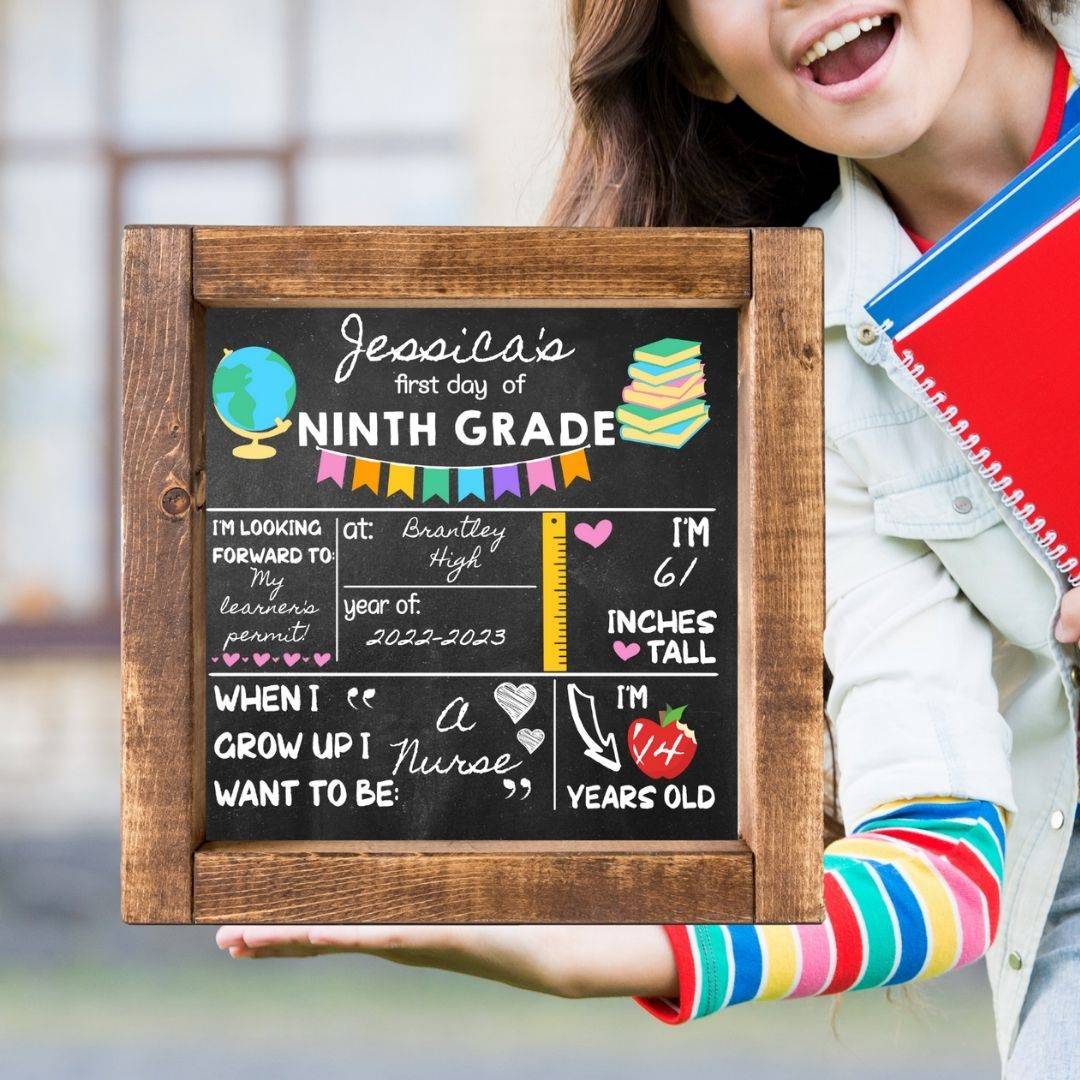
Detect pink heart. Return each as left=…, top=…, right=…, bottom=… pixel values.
left=573, top=519, right=613, bottom=549
left=612, top=641, right=640, bottom=661
left=222, top=653, right=240, bottom=668
left=313, top=653, right=331, bottom=667
left=210, top=657, right=219, bottom=664
left=252, top=652, right=271, bottom=668
left=283, top=652, right=301, bottom=667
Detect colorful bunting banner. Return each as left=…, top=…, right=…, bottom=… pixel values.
left=422, top=467, right=451, bottom=504
left=312, top=446, right=592, bottom=503
left=491, top=464, right=520, bottom=499
left=352, top=457, right=380, bottom=493
left=458, top=467, right=485, bottom=502
left=386, top=463, right=415, bottom=498
left=316, top=449, right=347, bottom=488
left=525, top=457, right=556, bottom=494
left=559, top=449, right=591, bottom=487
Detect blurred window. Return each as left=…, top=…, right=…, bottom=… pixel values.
left=116, top=0, right=291, bottom=148
left=0, top=0, right=470, bottom=645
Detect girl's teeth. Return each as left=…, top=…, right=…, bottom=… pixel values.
left=799, top=13, right=888, bottom=67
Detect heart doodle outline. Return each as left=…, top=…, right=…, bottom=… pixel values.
left=516, top=727, right=545, bottom=754
left=494, top=681, right=537, bottom=724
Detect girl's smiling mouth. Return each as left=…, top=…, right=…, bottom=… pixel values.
left=792, top=8, right=900, bottom=103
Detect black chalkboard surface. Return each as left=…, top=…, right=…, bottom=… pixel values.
left=204, top=306, right=737, bottom=841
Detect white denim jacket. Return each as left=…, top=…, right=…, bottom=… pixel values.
left=810, top=11, right=1080, bottom=1061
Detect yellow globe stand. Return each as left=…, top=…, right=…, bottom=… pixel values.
left=216, top=411, right=293, bottom=459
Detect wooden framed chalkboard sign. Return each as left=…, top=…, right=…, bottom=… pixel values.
left=121, top=226, right=823, bottom=926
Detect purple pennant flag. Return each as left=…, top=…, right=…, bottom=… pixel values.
left=525, top=457, right=556, bottom=494
left=491, top=464, right=520, bottom=500
left=317, top=450, right=347, bottom=488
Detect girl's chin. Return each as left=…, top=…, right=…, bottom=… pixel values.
left=794, top=88, right=927, bottom=159
left=805, top=122, right=926, bottom=161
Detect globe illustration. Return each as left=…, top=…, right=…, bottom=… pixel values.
left=212, top=346, right=296, bottom=459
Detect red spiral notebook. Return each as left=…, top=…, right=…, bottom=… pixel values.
left=866, top=127, right=1080, bottom=586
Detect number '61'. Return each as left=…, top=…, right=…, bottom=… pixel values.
left=653, top=556, right=698, bottom=589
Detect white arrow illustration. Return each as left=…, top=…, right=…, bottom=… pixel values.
left=567, top=683, right=621, bottom=773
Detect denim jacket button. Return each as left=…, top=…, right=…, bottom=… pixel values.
left=1008, top=951, right=1023, bottom=971
left=1051, top=809, right=1066, bottom=830
left=856, top=323, right=879, bottom=346
left=1070, top=665, right=1080, bottom=689
left=952, top=496, right=974, bottom=515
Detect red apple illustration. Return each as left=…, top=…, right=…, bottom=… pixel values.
left=627, top=705, right=698, bottom=780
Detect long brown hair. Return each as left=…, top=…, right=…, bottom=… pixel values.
left=549, top=0, right=1070, bottom=843
left=546, top=0, right=1070, bottom=229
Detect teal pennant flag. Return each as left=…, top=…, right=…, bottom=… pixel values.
left=457, top=467, right=485, bottom=502
left=422, top=467, right=450, bottom=503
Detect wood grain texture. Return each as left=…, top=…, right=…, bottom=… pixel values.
left=191, top=308, right=207, bottom=849
left=198, top=839, right=747, bottom=855
left=121, top=224, right=826, bottom=925
left=192, top=227, right=752, bottom=305
left=121, top=226, right=201, bottom=923
left=737, top=228, right=825, bottom=924
left=194, top=842, right=754, bottom=924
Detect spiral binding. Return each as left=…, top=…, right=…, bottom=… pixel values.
left=885, top=333, right=1080, bottom=586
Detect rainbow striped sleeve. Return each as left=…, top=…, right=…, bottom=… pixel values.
left=636, top=798, right=1005, bottom=1023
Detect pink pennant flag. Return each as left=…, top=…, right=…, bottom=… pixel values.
left=525, top=457, right=556, bottom=494
left=317, top=450, right=347, bottom=488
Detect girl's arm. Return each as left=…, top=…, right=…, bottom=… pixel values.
left=216, top=921, right=679, bottom=1000
left=217, top=796, right=1005, bottom=1020
left=1056, top=585, right=1080, bottom=642
left=639, top=797, right=1003, bottom=1022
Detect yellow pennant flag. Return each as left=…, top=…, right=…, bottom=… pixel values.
left=386, top=463, right=415, bottom=498
left=559, top=449, right=591, bottom=487
left=352, top=457, right=381, bottom=493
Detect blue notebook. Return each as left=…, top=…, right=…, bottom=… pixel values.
left=867, top=123, right=1080, bottom=335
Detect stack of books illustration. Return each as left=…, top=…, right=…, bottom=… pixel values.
left=616, top=338, right=709, bottom=449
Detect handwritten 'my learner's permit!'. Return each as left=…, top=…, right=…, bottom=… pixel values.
left=204, top=306, right=738, bottom=843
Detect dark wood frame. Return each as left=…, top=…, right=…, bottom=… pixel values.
left=121, top=225, right=823, bottom=925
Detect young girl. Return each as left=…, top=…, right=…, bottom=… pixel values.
left=218, top=1, right=1080, bottom=1073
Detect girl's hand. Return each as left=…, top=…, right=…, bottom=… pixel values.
left=1055, top=587, right=1080, bottom=643
left=216, top=924, right=678, bottom=1001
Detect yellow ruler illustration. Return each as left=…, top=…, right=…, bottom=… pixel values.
left=541, top=512, right=568, bottom=672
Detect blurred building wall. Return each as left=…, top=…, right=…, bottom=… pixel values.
left=0, top=0, right=568, bottom=834
left=1, top=658, right=119, bottom=831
